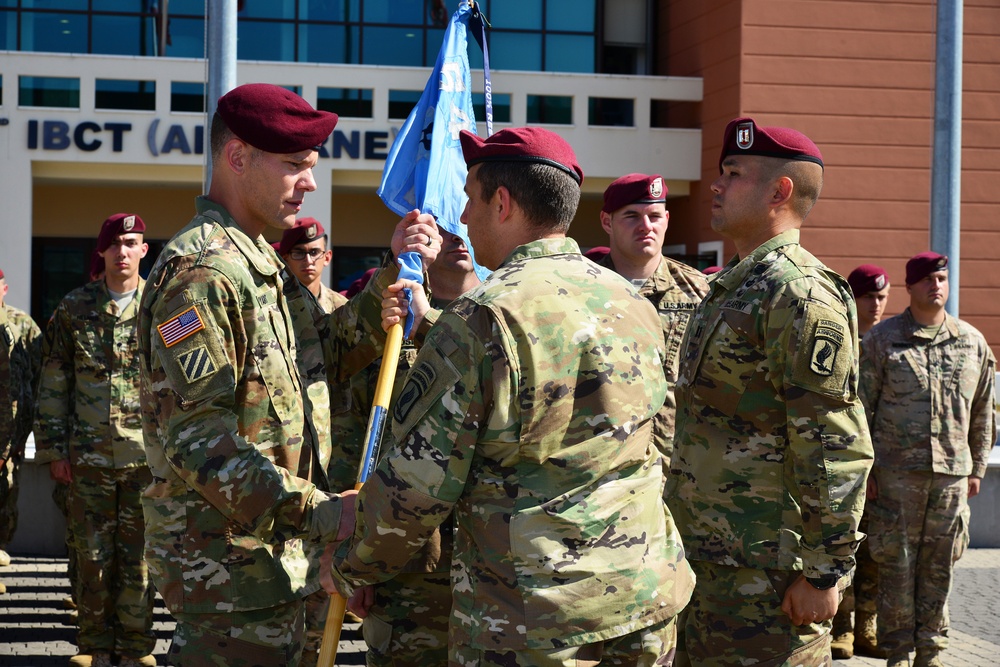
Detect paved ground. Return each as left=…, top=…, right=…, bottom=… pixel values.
left=1, top=550, right=998, bottom=666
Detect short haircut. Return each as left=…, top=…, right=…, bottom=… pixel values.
left=473, top=161, right=581, bottom=233
left=210, top=112, right=235, bottom=161
left=756, top=157, right=824, bottom=220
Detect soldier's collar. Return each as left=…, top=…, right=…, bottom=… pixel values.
left=195, top=197, right=279, bottom=277
left=715, top=229, right=800, bottom=290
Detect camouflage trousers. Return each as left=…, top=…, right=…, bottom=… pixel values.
left=676, top=561, right=832, bottom=666
left=867, top=469, right=968, bottom=656
left=0, top=454, right=20, bottom=546
left=51, top=481, right=79, bottom=603
left=833, top=514, right=879, bottom=626
left=69, top=465, right=155, bottom=657
left=363, top=571, right=451, bottom=667
left=300, top=588, right=332, bottom=667
left=168, top=600, right=305, bottom=667
left=450, top=615, right=677, bottom=667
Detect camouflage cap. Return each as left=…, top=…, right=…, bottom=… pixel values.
left=905, top=252, right=948, bottom=285
left=278, top=217, right=326, bottom=255
left=96, top=213, right=146, bottom=252
left=602, top=173, right=667, bottom=213
left=460, top=127, right=584, bottom=184
left=720, top=117, right=824, bottom=172
left=847, top=264, right=889, bottom=298
left=217, top=83, right=338, bottom=154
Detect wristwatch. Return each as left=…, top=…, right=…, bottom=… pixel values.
left=806, top=574, right=840, bottom=590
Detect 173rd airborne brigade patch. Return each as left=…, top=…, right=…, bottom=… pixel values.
left=793, top=302, right=851, bottom=398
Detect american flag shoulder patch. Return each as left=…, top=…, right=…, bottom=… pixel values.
left=158, top=305, right=206, bottom=348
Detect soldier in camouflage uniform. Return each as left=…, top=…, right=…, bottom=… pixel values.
left=666, top=117, right=873, bottom=666
left=830, top=264, right=893, bottom=660
left=35, top=213, right=157, bottom=667
left=0, top=269, right=43, bottom=593
left=277, top=217, right=349, bottom=314
left=137, top=83, right=440, bottom=667
left=329, top=127, right=695, bottom=667
left=860, top=252, right=995, bottom=667
left=595, top=172, right=709, bottom=464
left=336, top=233, right=480, bottom=667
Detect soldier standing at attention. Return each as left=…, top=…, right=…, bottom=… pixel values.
left=860, top=252, right=995, bottom=667
left=328, top=126, right=695, bottom=666
left=595, top=173, right=708, bottom=463
left=830, top=263, right=893, bottom=660
left=0, top=268, right=42, bottom=591
left=277, top=216, right=348, bottom=314
left=137, top=83, right=440, bottom=666
left=666, top=117, right=873, bottom=665
left=35, top=213, right=157, bottom=667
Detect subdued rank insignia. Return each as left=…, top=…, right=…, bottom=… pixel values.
left=394, top=363, right=436, bottom=424
left=177, top=345, right=217, bottom=383
left=158, top=306, right=205, bottom=348
left=809, top=318, right=845, bottom=376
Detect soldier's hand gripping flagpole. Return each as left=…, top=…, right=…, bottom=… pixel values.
left=317, top=317, right=405, bottom=667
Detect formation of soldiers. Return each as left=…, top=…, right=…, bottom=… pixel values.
left=0, top=83, right=994, bottom=667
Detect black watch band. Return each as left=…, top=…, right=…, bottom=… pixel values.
left=806, top=575, right=839, bottom=590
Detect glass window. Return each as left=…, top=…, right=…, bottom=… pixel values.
left=473, top=91, right=510, bottom=123
left=19, top=75, right=80, bottom=108
left=299, top=23, right=359, bottom=64
left=526, top=94, right=571, bottom=125
left=164, top=17, right=205, bottom=58
left=546, top=0, right=594, bottom=32
left=388, top=89, right=421, bottom=120
left=489, top=0, right=540, bottom=30
left=96, top=78, right=156, bottom=111
left=363, top=26, right=422, bottom=66
left=0, top=0, right=16, bottom=7
left=490, top=32, right=541, bottom=71
left=92, top=14, right=154, bottom=56
left=20, top=12, right=87, bottom=53
left=92, top=0, right=146, bottom=9
left=302, top=0, right=359, bottom=22
left=318, top=87, right=372, bottom=118
left=362, top=0, right=423, bottom=25
left=424, top=27, right=443, bottom=66
left=239, top=0, right=295, bottom=19
left=238, top=20, right=295, bottom=62
left=545, top=34, right=592, bottom=72
left=171, top=81, right=205, bottom=112
left=26, top=0, right=87, bottom=9
left=0, top=10, right=13, bottom=50
left=588, top=97, right=633, bottom=127
left=168, top=0, right=205, bottom=13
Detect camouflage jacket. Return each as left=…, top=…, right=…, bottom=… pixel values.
left=334, top=237, right=695, bottom=650
left=317, top=283, right=347, bottom=314
left=34, top=280, right=147, bottom=469
left=667, top=229, right=873, bottom=581
left=138, top=197, right=391, bottom=614
left=0, top=304, right=42, bottom=461
left=597, top=254, right=708, bottom=461
left=860, top=308, right=996, bottom=478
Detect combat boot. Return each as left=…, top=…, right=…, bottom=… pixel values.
left=854, top=611, right=888, bottom=658
left=830, top=606, right=854, bottom=659
left=887, top=653, right=910, bottom=667
left=913, top=650, right=943, bottom=667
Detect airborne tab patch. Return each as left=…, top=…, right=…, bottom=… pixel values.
left=177, top=345, right=218, bottom=383
left=809, top=318, right=845, bottom=376
left=158, top=306, right=205, bottom=348
left=394, top=363, right=437, bottom=424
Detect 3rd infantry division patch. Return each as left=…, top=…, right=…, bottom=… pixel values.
left=177, top=345, right=218, bottom=383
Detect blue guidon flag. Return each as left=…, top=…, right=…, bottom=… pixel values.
left=157, top=306, right=205, bottom=348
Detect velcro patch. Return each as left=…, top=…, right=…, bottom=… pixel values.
left=177, top=345, right=218, bottom=383
left=792, top=304, right=852, bottom=398
left=809, top=318, right=844, bottom=376
left=158, top=306, right=206, bottom=348
left=394, top=363, right=437, bottom=424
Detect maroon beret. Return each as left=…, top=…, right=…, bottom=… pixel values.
left=96, top=213, right=145, bottom=252
left=89, top=251, right=105, bottom=280
left=602, top=173, right=667, bottom=213
left=345, top=267, right=378, bottom=299
left=583, top=246, right=610, bottom=262
left=217, top=83, right=338, bottom=154
left=0, top=268, right=4, bottom=280
left=460, top=127, right=584, bottom=185
left=848, top=264, right=890, bottom=298
left=703, top=265, right=723, bottom=275
left=720, top=117, right=823, bottom=172
left=278, top=217, right=326, bottom=255
left=905, top=252, right=948, bottom=285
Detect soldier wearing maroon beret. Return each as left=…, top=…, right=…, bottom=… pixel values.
left=667, top=117, right=873, bottom=665
left=859, top=251, right=994, bottom=667
left=277, top=217, right=346, bottom=315
left=137, top=83, right=440, bottom=666
left=848, top=264, right=891, bottom=338
left=595, top=173, right=708, bottom=463
left=330, top=127, right=696, bottom=666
